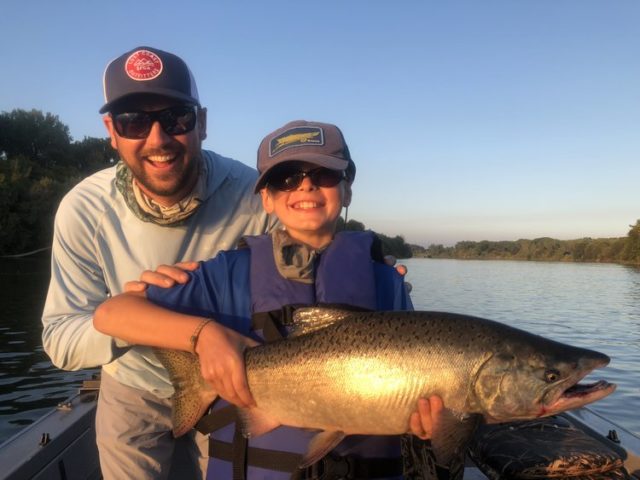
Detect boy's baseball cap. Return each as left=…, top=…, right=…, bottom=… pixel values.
left=254, top=120, right=356, bottom=193
left=99, top=46, right=200, bottom=113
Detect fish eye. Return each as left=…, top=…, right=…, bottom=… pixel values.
left=544, top=368, right=561, bottom=383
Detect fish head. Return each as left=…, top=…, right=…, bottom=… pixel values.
left=472, top=340, right=616, bottom=424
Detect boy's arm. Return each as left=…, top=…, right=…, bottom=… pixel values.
left=94, top=292, right=257, bottom=408
left=94, top=292, right=207, bottom=350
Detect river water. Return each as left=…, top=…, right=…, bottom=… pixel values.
left=0, top=254, right=96, bottom=444
left=0, top=255, right=638, bottom=444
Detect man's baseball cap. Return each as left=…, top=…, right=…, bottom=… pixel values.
left=254, top=120, right=356, bottom=193
left=99, top=46, right=200, bottom=113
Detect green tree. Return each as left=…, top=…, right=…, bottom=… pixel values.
left=377, top=234, right=413, bottom=259
left=70, top=137, right=115, bottom=175
left=622, top=220, right=640, bottom=263
left=0, top=109, right=72, bottom=172
left=0, top=109, right=114, bottom=254
left=0, top=156, right=33, bottom=252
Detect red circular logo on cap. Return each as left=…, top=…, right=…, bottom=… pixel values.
left=125, top=50, right=163, bottom=81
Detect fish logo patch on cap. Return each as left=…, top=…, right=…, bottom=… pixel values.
left=270, top=127, right=324, bottom=157
left=125, top=49, right=163, bottom=81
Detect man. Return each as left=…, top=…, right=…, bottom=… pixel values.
left=41, top=46, right=274, bottom=479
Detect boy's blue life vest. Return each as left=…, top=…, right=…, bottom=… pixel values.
left=204, top=231, right=406, bottom=480
left=248, top=230, right=379, bottom=313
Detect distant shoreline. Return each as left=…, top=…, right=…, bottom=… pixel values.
left=412, top=253, right=639, bottom=267
left=409, top=234, right=640, bottom=266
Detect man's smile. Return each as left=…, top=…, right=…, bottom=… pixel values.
left=145, top=153, right=180, bottom=168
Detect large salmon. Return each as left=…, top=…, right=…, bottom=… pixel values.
left=154, top=308, right=615, bottom=471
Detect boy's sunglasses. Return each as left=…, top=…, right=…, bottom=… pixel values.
left=111, top=105, right=198, bottom=139
left=266, top=166, right=346, bottom=192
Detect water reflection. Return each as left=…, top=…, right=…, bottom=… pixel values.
left=0, top=255, right=97, bottom=442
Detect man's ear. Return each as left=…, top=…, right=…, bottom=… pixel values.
left=343, top=183, right=352, bottom=208
left=103, top=115, right=118, bottom=150
left=197, top=107, right=207, bottom=141
left=260, top=188, right=275, bottom=214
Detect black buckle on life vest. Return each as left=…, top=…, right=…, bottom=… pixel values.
left=301, top=453, right=355, bottom=480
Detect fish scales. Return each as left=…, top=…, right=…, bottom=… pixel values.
left=246, top=312, right=509, bottom=434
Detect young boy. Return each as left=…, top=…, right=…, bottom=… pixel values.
left=95, top=120, right=440, bottom=479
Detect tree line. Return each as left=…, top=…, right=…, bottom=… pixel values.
left=412, top=226, right=640, bottom=265
left=0, top=109, right=114, bottom=255
left=337, top=218, right=414, bottom=259
left=0, top=109, right=415, bottom=259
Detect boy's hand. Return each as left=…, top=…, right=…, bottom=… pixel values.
left=124, top=261, right=200, bottom=293
left=408, top=396, right=444, bottom=440
left=196, top=321, right=259, bottom=408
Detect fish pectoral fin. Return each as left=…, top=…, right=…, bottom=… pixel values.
left=237, top=407, right=281, bottom=438
left=299, top=430, right=346, bottom=468
left=431, top=410, right=481, bottom=469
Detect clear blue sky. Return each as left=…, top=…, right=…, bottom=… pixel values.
left=2, top=1, right=639, bottom=246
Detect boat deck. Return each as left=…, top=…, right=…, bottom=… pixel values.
left=0, top=389, right=100, bottom=480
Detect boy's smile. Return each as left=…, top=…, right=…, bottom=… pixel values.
left=290, top=200, right=324, bottom=210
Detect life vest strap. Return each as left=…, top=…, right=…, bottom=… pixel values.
left=232, top=427, right=249, bottom=480
left=195, top=404, right=236, bottom=435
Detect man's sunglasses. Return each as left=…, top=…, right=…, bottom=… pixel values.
left=111, top=105, right=198, bottom=139
left=266, top=166, right=346, bottom=191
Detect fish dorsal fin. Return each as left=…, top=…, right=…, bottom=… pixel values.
left=299, top=430, right=346, bottom=468
left=431, top=409, right=481, bottom=470
left=236, top=406, right=281, bottom=438
left=290, top=307, right=355, bottom=337
left=152, top=348, right=217, bottom=437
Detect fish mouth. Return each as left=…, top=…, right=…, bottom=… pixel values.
left=542, top=379, right=616, bottom=416
left=564, top=379, right=613, bottom=398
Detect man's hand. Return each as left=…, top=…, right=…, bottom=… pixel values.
left=124, top=261, right=200, bottom=293
left=408, top=396, right=444, bottom=440
left=383, top=255, right=412, bottom=293
left=196, top=321, right=259, bottom=408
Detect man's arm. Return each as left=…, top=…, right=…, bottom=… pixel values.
left=41, top=194, right=128, bottom=371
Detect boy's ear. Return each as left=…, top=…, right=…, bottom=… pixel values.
left=260, top=188, right=275, bottom=213
left=343, top=183, right=352, bottom=208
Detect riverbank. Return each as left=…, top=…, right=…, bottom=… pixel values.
left=411, top=233, right=640, bottom=265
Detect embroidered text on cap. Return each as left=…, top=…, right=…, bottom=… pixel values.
left=125, top=50, right=163, bottom=81
left=269, top=127, right=324, bottom=157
